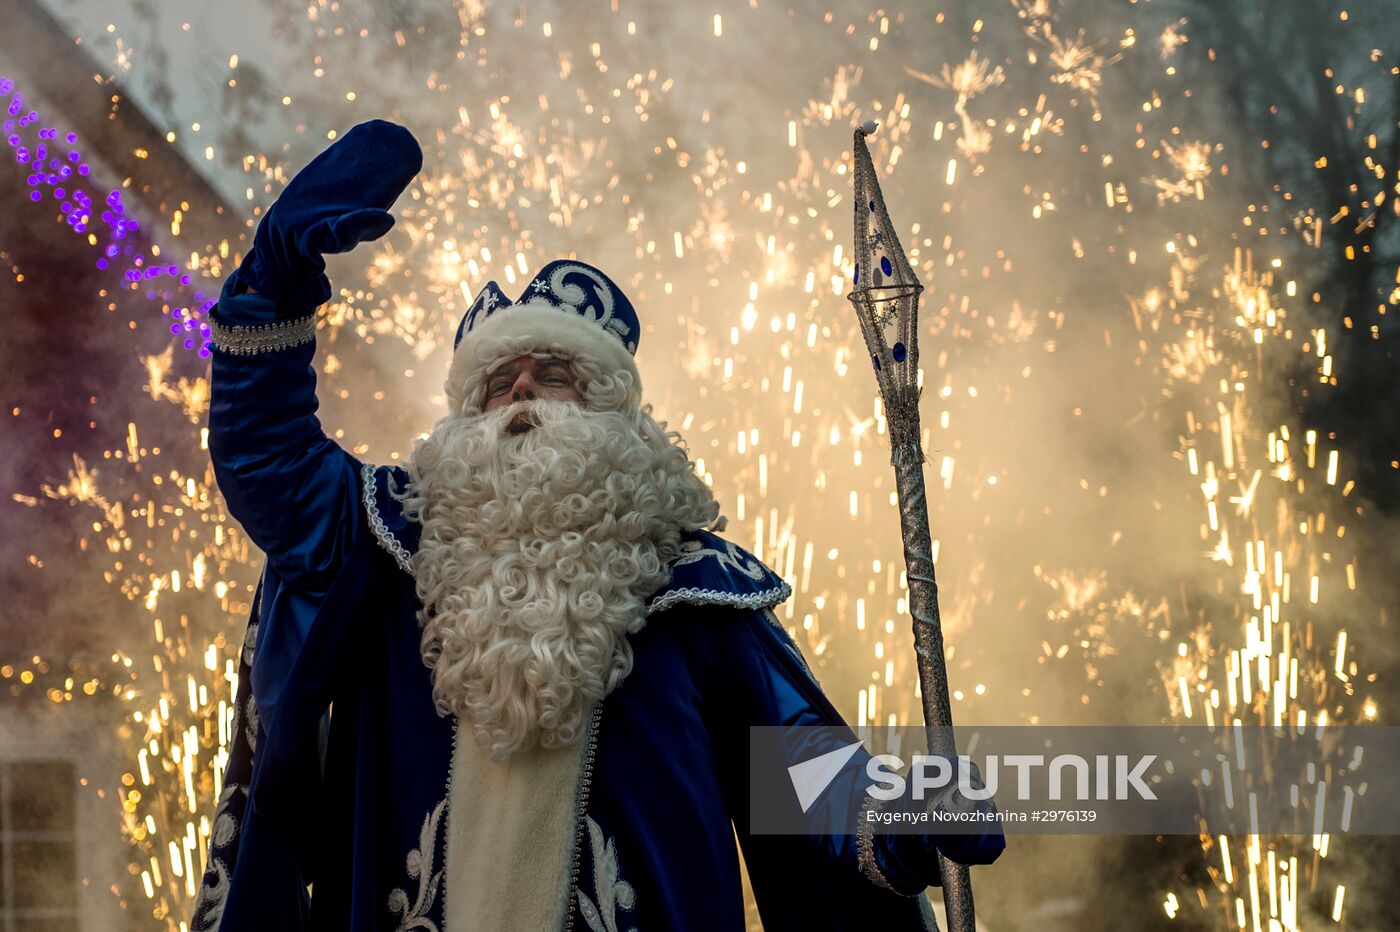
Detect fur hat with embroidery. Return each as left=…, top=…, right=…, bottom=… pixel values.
left=446, top=259, right=641, bottom=414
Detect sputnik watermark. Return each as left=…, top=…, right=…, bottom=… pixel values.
left=787, top=740, right=865, bottom=813
left=754, top=725, right=1400, bottom=835
left=865, top=753, right=1157, bottom=802
left=865, top=807, right=1028, bottom=826
left=788, top=748, right=1156, bottom=813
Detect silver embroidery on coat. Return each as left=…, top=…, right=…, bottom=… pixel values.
left=564, top=703, right=605, bottom=932
left=645, top=538, right=791, bottom=613
left=388, top=798, right=447, bottom=932
left=361, top=463, right=415, bottom=575
left=670, top=538, right=768, bottom=579
left=241, top=620, right=259, bottom=668
left=386, top=468, right=415, bottom=505
left=646, top=581, right=791, bottom=615
left=243, top=570, right=264, bottom=668
left=575, top=814, right=638, bottom=932
left=208, top=313, right=317, bottom=356
left=191, top=859, right=232, bottom=931
left=190, top=781, right=245, bottom=931
left=244, top=694, right=259, bottom=754
left=439, top=720, right=459, bottom=925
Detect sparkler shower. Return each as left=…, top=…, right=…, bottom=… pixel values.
left=1, top=0, right=1396, bottom=929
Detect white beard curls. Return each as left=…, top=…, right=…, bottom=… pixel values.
left=405, top=397, right=719, bottom=760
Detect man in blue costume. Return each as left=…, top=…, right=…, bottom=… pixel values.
left=190, top=121, right=1002, bottom=931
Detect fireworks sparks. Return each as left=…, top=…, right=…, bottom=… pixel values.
left=1013, top=0, right=1122, bottom=110
left=15, top=390, right=255, bottom=923
left=1134, top=239, right=1378, bottom=926
left=906, top=51, right=1005, bottom=161
left=1153, top=140, right=1219, bottom=203
left=1045, top=31, right=1113, bottom=103
left=2, top=1, right=1394, bottom=929
left=1159, top=20, right=1190, bottom=62
left=142, top=347, right=212, bottom=423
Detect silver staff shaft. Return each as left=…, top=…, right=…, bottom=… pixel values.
left=848, top=120, right=976, bottom=931
left=890, top=436, right=976, bottom=932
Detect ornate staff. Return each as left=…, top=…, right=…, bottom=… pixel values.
left=847, top=120, right=976, bottom=932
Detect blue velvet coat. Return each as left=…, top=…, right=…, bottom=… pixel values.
left=189, top=281, right=1000, bottom=931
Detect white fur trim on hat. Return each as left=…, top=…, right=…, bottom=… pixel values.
left=446, top=300, right=642, bottom=414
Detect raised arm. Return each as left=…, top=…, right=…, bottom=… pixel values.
left=208, top=279, right=359, bottom=589
left=207, top=120, right=422, bottom=590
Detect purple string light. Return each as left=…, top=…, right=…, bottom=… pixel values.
left=2, top=75, right=216, bottom=357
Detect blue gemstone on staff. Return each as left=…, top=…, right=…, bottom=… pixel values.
left=881, top=256, right=893, bottom=276
left=893, top=342, right=907, bottom=362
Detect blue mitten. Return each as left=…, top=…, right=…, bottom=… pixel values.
left=236, top=119, right=423, bottom=312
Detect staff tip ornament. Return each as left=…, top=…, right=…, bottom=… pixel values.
left=858, top=119, right=879, bottom=136
left=848, top=122, right=924, bottom=455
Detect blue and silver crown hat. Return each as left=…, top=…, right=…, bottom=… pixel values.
left=446, top=259, right=643, bottom=413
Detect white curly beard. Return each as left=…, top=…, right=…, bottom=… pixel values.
left=405, top=397, right=718, bottom=761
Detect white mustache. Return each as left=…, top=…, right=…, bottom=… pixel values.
left=505, top=409, right=538, bottom=435
left=487, top=398, right=581, bottom=437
